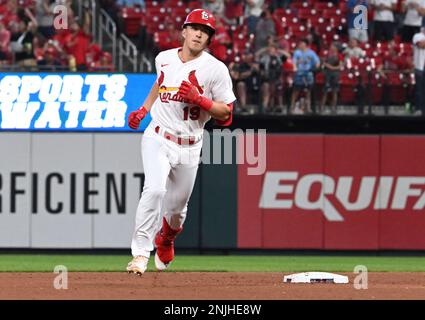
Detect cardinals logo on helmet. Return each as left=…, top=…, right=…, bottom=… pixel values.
left=201, top=11, right=209, bottom=20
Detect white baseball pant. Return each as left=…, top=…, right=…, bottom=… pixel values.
left=131, top=123, right=202, bottom=258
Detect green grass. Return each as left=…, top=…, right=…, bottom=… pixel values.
left=1, top=254, right=425, bottom=272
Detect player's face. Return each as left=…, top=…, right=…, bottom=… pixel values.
left=182, top=25, right=210, bottom=52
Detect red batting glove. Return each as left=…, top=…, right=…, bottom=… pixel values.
left=128, top=107, right=148, bottom=130
left=178, top=80, right=213, bottom=111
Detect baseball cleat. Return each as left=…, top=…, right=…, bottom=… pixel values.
left=126, top=255, right=149, bottom=275
left=154, top=218, right=183, bottom=271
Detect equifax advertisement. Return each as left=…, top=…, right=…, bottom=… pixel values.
left=237, top=135, right=425, bottom=250
left=0, top=73, right=155, bottom=131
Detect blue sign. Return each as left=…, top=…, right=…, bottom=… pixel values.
left=0, top=73, right=155, bottom=131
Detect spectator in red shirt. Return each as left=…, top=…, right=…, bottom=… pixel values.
left=0, top=22, right=10, bottom=62
left=37, top=47, right=62, bottom=71
left=380, top=40, right=411, bottom=71
left=92, top=51, right=115, bottom=72
left=209, top=18, right=231, bottom=62
left=223, top=0, right=244, bottom=25
left=160, top=22, right=181, bottom=51
left=64, top=20, right=92, bottom=71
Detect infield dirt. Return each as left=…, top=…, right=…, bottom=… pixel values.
left=1, top=272, right=425, bottom=299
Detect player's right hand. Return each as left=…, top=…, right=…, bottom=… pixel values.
left=128, top=107, right=148, bottom=130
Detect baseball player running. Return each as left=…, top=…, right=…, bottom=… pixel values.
left=126, top=9, right=236, bottom=275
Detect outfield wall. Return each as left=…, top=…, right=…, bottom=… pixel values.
left=0, top=132, right=237, bottom=249
left=1, top=73, right=425, bottom=250
left=238, top=135, right=425, bottom=250
left=1, top=133, right=425, bottom=250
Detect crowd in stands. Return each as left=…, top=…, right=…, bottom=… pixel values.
left=1, top=0, right=425, bottom=115
left=0, top=0, right=114, bottom=71
left=114, top=0, right=425, bottom=115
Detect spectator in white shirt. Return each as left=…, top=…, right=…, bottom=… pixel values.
left=413, top=27, right=425, bottom=115
left=343, top=38, right=366, bottom=60
left=202, top=0, right=225, bottom=16
left=402, top=0, right=425, bottom=42
left=371, top=0, right=397, bottom=41
left=245, top=0, right=265, bottom=35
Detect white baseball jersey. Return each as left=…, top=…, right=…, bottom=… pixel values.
left=150, top=48, right=236, bottom=138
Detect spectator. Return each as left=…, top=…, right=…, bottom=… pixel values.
left=254, top=9, right=276, bottom=51
left=223, top=0, right=244, bottom=25
left=256, top=44, right=285, bottom=112
left=91, top=52, right=115, bottom=72
left=379, top=40, right=412, bottom=72
left=209, top=18, right=231, bottom=62
left=306, top=28, right=322, bottom=54
left=402, top=0, right=425, bottom=42
left=9, top=9, right=38, bottom=67
left=371, top=0, right=397, bottom=41
left=245, top=0, right=264, bottom=35
left=37, top=47, right=62, bottom=71
left=229, top=51, right=259, bottom=113
left=343, top=38, right=366, bottom=60
left=347, top=0, right=369, bottom=43
left=116, top=0, right=145, bottom=8
left=319, top=43, right=344, bottom=115
left=290, top=39, right=320, bottom=114
left=413, top=27, right=425, bottom=115
left=64, top=19, right=92, bottom=71
left=281, top=53, right=295, bottom=110
left=202, top=0, right=224, bottom=16
left=35, top=0, right=56, bottom=39
left=158, top=21, right=181, bottom=51
left=85, top=43, right=104, bottom=68
left=0, top=22, right=11, bottom=62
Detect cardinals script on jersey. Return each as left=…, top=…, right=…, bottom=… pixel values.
left=151, top=48, right=235, bottom=137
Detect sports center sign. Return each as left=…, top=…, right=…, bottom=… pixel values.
left=238, top=135, right=425, bottom=250
left=0, top=73, right=156, bottom=131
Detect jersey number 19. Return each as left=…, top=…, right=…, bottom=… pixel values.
left=183, top=106, right=201, bottom=120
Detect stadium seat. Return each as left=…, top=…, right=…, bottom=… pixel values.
left=339, top=72, right=358, bottom=105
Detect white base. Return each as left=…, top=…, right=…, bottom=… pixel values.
left=283, top=272, right=349, bottom=284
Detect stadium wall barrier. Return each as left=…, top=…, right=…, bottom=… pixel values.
left=0, top=132, right=238, bottom=249
left=2, top=73, right=425, bottom=250
left=238, top=134, right=425, bottom=250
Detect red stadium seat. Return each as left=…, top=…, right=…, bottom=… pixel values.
left=297, top=8, right=313, bottom=21
left=339, top=72, right=358, bottom=104
left=369, top=73, right=385, bottom=105
left=315, top=1, right=335, bottom=11
left=384, top=72, right=409, bottom=104
left=291, top=0, right=311, bottom=10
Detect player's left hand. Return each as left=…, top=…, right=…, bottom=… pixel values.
left=178, top=80, right=201, bottom=105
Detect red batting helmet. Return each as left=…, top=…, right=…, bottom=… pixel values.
left=183, top=9, right=216, bottom=35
